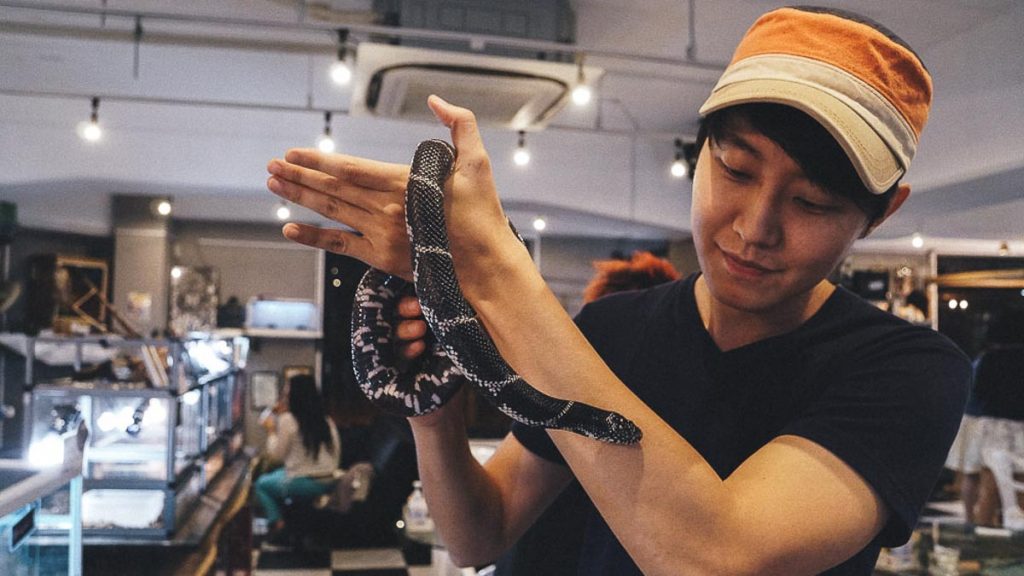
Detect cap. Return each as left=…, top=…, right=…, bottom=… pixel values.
left=699, top=7, right=932, bottom=194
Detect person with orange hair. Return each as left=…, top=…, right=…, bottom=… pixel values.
left=267, top=6, right=970, bottom=574
left=582, top=251, right=681, bottom=304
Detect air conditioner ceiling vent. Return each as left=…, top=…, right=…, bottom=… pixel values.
left=351, top=43, right=602, bottom=130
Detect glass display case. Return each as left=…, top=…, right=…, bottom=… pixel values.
left=22, top=334, right=247, bottom=540
left=0, top=423, right=85, bottom=576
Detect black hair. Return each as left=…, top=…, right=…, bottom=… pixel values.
left=695, top=103, right=899, bottom=226
left=287, top=374, right=333, bottom=461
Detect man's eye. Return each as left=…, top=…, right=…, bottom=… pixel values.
left=795, top=197, right=833, bottom=213
left=719, top=161, right=748, bottom=181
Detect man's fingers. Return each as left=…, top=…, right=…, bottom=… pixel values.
left=396, top=319, right=427, bottom=342
left=268, top=175, right=372, bottom=225
left=398, top=296, right=422, bottom=318
left=281, top=223, right=372, bottom=260
left=267, top=157, right=341, bottom=197
left=427, top=95, right=488, bottom=163
left=399, top=340, right=427, bottom=360
left=282, top=148, right=409, bottom=192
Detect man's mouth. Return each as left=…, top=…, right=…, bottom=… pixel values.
left=721, top=249, right=777, bottom=277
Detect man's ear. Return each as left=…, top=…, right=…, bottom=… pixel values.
left=862, top=183, right=911, bottom=238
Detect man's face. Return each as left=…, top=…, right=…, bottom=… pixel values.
left=691, top=115, right=871, bottom=316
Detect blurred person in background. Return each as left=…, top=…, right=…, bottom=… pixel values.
left=256, top=374, right=341, bottom=547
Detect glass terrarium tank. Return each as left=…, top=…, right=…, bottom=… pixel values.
left=21, top=334, right=247, bottom=539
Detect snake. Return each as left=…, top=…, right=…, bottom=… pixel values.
left=351, top=139, right=642, bottom=445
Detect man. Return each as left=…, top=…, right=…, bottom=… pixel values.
left=266, top=7, right=970, bottom=574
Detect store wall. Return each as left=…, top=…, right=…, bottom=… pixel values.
left=112, top=195, right=171, bottom=338
left=0, top=228, right=113, bottom=454
left=171, top=221, right=320, bottom=304
left=170, top=220, right=322, bottom=450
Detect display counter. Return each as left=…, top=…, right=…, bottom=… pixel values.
left=82, top=450, right=257, bottom=576
left=0, top=423, right=85, bottom=576
left=15, top=333, right=247, bottom=540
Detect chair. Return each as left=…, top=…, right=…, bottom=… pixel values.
left=314, top=461, right=375, bottom=513
left=981, top=448, right=1024, bottom=530
left=282, top=415, right=419, bottom=550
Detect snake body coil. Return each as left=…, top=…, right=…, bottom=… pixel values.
left=352, top=140, right=642, bottom=445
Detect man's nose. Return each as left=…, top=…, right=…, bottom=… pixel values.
left=732, top=189, right=782, bottom=248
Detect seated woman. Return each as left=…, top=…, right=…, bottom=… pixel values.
left=256, top=374, right=341, bottom=546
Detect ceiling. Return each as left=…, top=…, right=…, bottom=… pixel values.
left=0, top=0, right=1022, bottom=256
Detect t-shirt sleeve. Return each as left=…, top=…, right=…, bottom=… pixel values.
left=782, top=330, right=971, bottom=545
left=512, top=420, right=566, bottom=464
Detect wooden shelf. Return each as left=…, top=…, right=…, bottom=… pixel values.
left=240, top=328, right=321, bottom=340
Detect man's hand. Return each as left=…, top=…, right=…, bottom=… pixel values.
left=260, top=411, right=276, bottom=433
left=266, top=151, right=414, bottom=279
left=424, top=96, right=526, bottom=296
left=266, top=95, right=524, bottom=296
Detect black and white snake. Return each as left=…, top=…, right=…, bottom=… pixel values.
left=351, top=140, right=642, bottom=445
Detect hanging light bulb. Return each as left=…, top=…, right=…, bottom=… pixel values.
left=276, top=202, right=291, bottom=221
left=155, top=199, right=172, bottom=216
left=911, top=233, right=924, bottom=249
left=571, top=84, right=592, bottom=106
left=513, top=130, right=531, bottom=166
left=532, top=216, right=547, bottom=232
left=316, top=111, right=336, bottom=153
left=329, top=29, right=353, bottom=86
left=76, top=97, right=103, bottom=142
left=571, top=53, right=592, bottom=106
left=670, top=138, right=688, bottom=178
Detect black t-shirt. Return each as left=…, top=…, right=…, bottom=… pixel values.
left=972, top=345, right=1024, bottom=420
left=512, top=274, right=970, bottom=575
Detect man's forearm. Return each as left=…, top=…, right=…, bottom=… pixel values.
left=458, top=248, right=744, bottom=573
left=408, top=402, right=511, bottom=566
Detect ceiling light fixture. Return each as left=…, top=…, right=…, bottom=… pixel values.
left=670, top=138, right=697, bottom=179
left=911, top=233, right=924, bottom=249
left=76, top=96, right=102, bottom=142
left=329, top=29, right=353, bottom=86
left=571, top=53, right=592, bottom=106
left=998, top=241, right=1010, bottom=256
left=532, top=216, right=547, bottom=232
left=513, top=130, right=531, bottom=166
left=671, top=138, right=688, bottom=178
left=156, top=199, right=172, bottom=216
left=276, top=201, right=291, bottom=221
left=316, top=111, right=336, bottom=153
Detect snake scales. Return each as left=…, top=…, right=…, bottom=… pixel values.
left=351, top=139, right=642, bottom=445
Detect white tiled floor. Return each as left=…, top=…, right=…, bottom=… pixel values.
left=330, top=548, right=407, bottom=570
left=253, top=546, right=484, bottom=576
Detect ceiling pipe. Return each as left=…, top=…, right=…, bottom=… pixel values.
left=686, top=0, right=698, bottom=61
left=0, top=0, right=728, bottom=73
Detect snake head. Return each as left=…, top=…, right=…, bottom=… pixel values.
left=604, top=412, right=643, bottom=445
